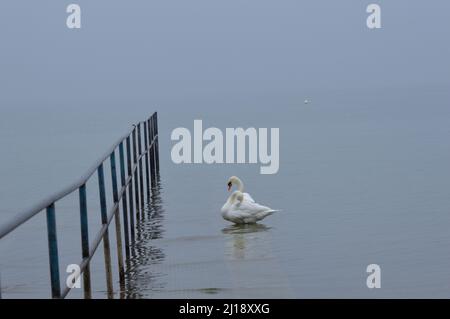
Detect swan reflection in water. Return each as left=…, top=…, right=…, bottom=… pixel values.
left=222, top=223, right=272, bottom=260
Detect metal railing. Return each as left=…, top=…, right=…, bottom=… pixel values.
left=0, top=112, right=160, bottom=298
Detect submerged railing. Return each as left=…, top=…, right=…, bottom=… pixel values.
left=0, top=112, right=160, bottom=298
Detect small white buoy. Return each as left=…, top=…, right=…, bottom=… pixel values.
left=304, top=99, right=310, bottom=105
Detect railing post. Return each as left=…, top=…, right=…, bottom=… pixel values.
left=110, top=152, right=125, bottom=289
left=143, top=121, right=151, bottom=202
left=119, top=142, right=130, bottom=258
left=97, top=164, right=114, bottom=299
left=126, top=136, right=135, bottom=243
left=46, top=203, right=61, bottom=298
left=78, top=184, right=92, bottom=299
left=137, top=123, right=145, bottom=212
left=154, top=112, right=160, bottom=174
left=132, top=126, right=140, bottom=218
left=148, top=118, right=156, bottom=186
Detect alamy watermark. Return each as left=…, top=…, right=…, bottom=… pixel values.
left=65, top=4, right=382, bottom=30
left=171, top=120, right=279, bottom=175
left=66, top=264, right=81, bottom=289
left=61, top=262, right=381, bottom=290
left=366, top=264, right=381, bottom=289
left=66, top=4, right=81, bottom=29
left=366, top=4, right=382, bottom=29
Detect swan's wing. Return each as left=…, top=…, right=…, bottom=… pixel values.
left=243, top=192, right=255, bottom=203
left=233, top=200, right=273, bottom=218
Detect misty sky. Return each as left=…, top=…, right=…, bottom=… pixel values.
left=0, top=0, right=449, bottom=109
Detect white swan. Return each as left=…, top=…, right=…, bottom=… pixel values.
left=221, top=190, right=279, bottom=224
left=226, top=176, right=255, bottom=202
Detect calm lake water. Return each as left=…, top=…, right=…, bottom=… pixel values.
left=1, top=87, right=450, bottom=298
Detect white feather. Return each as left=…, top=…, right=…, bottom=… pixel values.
left=221, top=189, right=279, bottom=224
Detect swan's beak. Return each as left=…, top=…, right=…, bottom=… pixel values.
left=227, top=182, right=232, bottom=191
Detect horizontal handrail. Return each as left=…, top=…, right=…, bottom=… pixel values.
left=0, top=112, right=160, bottom=299
left=0, top=122, right=154, bottom=240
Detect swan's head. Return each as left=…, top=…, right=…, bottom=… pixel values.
left=227, top=176, right=240, bottom=191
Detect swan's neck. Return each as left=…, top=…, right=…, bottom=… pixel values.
left=235, top=178, right=244, bottom=192
left=226, top=193, right=236, bottom=206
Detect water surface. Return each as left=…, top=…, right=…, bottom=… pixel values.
left=1, top=87, right=449, bottom=298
